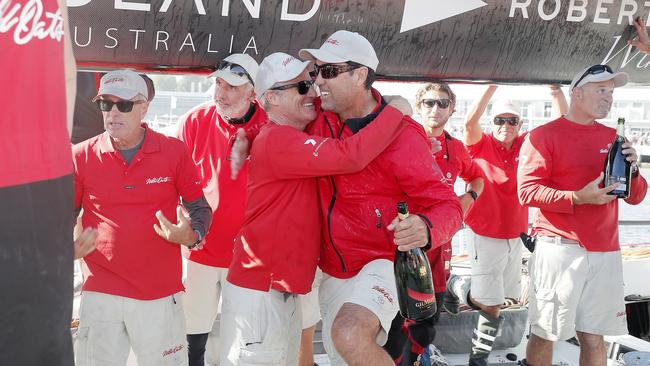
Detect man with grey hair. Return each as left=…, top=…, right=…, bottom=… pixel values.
left=73, top=69, right=212, bottom=366
left=176, top=53, right=266, bottom=366
left=518, top=65, right=647, bottom=365
left=221, top=51, right=408, bottom=366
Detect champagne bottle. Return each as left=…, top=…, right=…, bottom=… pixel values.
left=604, top=117, right=632, bottom=198
left=393, top=201, right=436, bottom=321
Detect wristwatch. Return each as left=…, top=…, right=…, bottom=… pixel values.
left=187, top=229, right=204, bottom=250
left=467, top=190, right=478, bottom=201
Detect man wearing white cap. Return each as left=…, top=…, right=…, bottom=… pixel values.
left=518, top=65, right=647, bottom=365
left=442, top=85, right=565, bottom=365
left=175, top=53, right=267, bottom=366
left=299, top=31, right=462, bottom=366
left=73, top=69, right=212, bottom=366
left=220, top=51, right=409, bottom=366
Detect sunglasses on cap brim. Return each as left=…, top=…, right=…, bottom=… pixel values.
left=270, top=79, right=315, bottom=95
left=215, top=60, right=253, bottom=84
left=493, top=116, right=520, bottom=126
left=311, top=63, right=362, bottom=80
left=421, top=99, right=451, bottom=109
left=573, top=64, right=613, bottom=88
left=96, top=99, right=144, bottom=113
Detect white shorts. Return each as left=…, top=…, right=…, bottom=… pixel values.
left=75, top=291, right=188, bottom=366
left=469, top=230, right=523, bottom=306
left=220, top=280, right=301, bottom=366
left=319, top=259, right=399, bottom=366
left=183, top=260, right=228, bottom=334
left=299, top=268, right=323, bottom=329
left=528, top=237, right=628, bottom=341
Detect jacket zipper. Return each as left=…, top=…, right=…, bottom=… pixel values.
left=374, top=208, right=382, bottom=228
left=323, top=114, right=346, bottom=273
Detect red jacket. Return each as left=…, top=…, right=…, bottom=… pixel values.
left=227, top=107, right=405, bottom=294
left=176, top=101, right=267, bottom=268
left=309, top=90, right=463, bottom=279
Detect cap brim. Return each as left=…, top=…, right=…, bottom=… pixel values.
left=575, top=71, right=629, bottom=89
left=299, top=48, right=348, bottom=64
left=494, top=109, right=520, bottom=117
left=209, top=69, right=250, bottom=86
left=92, top=87, right=142, bottom=102
left=279, top=60, right=313, bottom=83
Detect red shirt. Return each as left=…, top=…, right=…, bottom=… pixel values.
left=465, top=133, right=528, bottom=239
left=73, top=127, right=204, bottom=300
left=518, top=117, right=647, bottom=252
left=176, top=101, right=267, bottom=268
left=227, top=108, right=405, bottom=294
left=428, top=132, right=484, bottom=291
left=1, top=0, right=71, bottom=188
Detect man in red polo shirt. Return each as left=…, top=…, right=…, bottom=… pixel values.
left=176, top=53, right=266, bottom=366
left=299, top=31, right=463, bottom=366
left=221, top=52, right=407, bottom=365
left=73, top=70, right=212, bottom=366
left=443, top=85, right=566, bottom=366
left=519, top=65, right=647, bottom=366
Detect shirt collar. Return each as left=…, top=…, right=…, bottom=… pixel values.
left=98, top=123, right=160, bottom=154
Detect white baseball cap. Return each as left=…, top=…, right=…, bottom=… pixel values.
left=209, top=53, right=258, bottom=86
left=93, top=70, right=148, bottom=102
left=570, top=64, right=628, bottom=90
left=255, top=52, right=312, bottom=96
left=491, top=100, right=520, bottom=118
left=299, top=30, right=379, bottom=71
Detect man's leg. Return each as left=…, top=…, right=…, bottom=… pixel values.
left=525, top=334, right=554, bottom=366
left=204, top=267, right=229, bottom=366
left=300, top=325, right=317, bottom=366
left=332, top=303, right=394, bottom=366
left=75, top=291, right=131, bottom=366
left=576, top=332, right=606, bottom=366
left=127, top=293, right=188, bottom=366
left=183, top=261, right=223, bottom=366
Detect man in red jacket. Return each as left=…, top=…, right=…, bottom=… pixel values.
left=176, top=53, right=266, bottom=366
left=299, top=31, right=463, bottom=366
left=518, top=65, right=648, bottom=366
left=221, top=52, right=408, bottom=366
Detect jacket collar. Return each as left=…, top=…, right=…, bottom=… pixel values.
left=344, top=88, right=387, bottom=134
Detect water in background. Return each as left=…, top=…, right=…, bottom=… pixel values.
left=452, top=168, right=650, bottom=255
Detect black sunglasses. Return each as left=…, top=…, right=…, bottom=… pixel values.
left=270, top=80, right=315, bottom=95
left=312, top=63, right=362, bottom=79
left=493, top=116, right=520, bottom=126
left=421, top=99, right=451, bottom=109
left=215, top=60, right=253, bottom=84
left=96, top=99, right=142, bottom=113
left=573, top=64, right=613, bottom=88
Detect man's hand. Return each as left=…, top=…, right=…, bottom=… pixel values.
left=230, top=128, right=250, bottom=180
left=629, top=17, right=650, bottom=54
left=154, top=206, right=197, bottom=247
left=387, top=215, right=429, bottom=251
left=572, top=173, right=618, bottom=205
left=622, top=141, right=639, bottom=168
left=384, top=95, right=413, bottom=116
left=74, top=227, right=98, bottom=259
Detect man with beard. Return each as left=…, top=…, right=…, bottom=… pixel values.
left=176, top=53, right=267, bottom=366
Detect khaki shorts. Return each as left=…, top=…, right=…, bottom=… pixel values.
left=75, top=291, right=187, bottom=366
left=220, top=280, right=301, bottom=366
left=528, top=237, right=628, bottom=341
left=299, top=268, right=323, bottom=329
left=319, top=259, right=399, bottom=366
left=469, top=230, right=523, bottom=306
left=183, top=260, right=228, bottom=333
